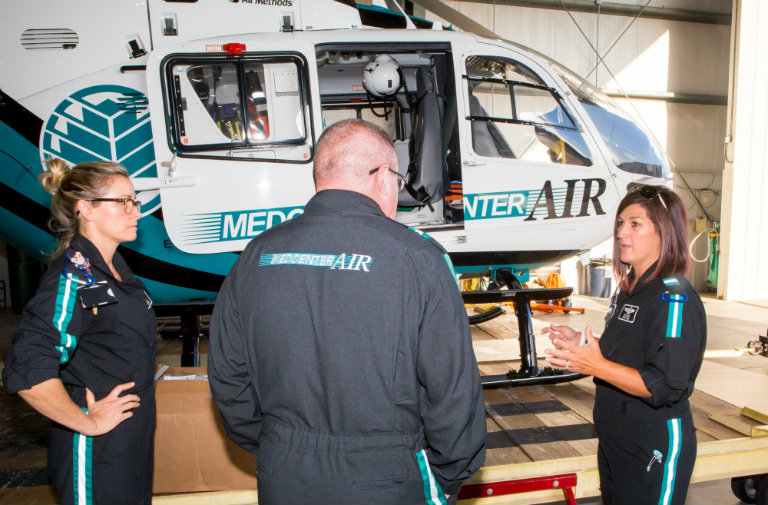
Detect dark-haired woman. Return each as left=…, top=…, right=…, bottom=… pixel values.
left=3, top=159, right=157, bottom=505
left=544, top=185, right=706, bottom=505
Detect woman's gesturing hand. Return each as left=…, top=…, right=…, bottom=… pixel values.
left=544, top=326, right=605, bottom=376
left=542, top=324, right=582, bottom=345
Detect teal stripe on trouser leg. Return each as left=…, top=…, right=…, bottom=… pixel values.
left=73, top=407, right=93, bottom=505
left=658, top=418, right=681, bottom=505
left=416, top=449, right=446, bottom=505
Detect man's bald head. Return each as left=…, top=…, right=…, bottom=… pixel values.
left=313, top=119, right=398, bottom=189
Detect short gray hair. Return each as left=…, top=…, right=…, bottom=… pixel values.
left=313, top=119, right=397, bottom=186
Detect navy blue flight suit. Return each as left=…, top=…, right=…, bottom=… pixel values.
left=3, top=234, right=157, bottom=505
left=595, top=268, right=706, bottom=505
left=209, top=190, right=486, bottom=505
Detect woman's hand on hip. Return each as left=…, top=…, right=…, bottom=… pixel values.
left=84, top=382, right=140, bottom=436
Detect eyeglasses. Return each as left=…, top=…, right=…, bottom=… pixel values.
left=89, top=197, right=142, bottom=213
left=629, top=185, right=668, bottom=212
left=369, top=166, right=407, bottom=191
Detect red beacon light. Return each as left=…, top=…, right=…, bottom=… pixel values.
left=222, top=43, right=246, bottom=55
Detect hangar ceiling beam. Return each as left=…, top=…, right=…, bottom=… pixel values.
left=453, top=0, right=731, bottom=25
left=410, top=0, right=502, bottom=39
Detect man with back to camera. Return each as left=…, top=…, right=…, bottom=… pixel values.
left=208, top=119, right=486, bottom=505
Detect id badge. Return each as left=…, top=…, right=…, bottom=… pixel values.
left=79, top=280, right=118, bottom=309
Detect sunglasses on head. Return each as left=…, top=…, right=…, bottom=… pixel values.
left=629, top=185, right=668, bottom=212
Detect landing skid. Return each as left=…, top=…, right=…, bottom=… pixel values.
left=462, top=288, right=584, bottom=388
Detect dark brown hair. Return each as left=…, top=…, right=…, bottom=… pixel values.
left=39, top=158, right=130, bottom=258
left=612, top=185, right=690, bottom=290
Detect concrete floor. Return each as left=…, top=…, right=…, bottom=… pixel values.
left=1, top=293, right=767, bottom=504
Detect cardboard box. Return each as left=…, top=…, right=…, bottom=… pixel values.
left=153, top=366, right=258, bottom=494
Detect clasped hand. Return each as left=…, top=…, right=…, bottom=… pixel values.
left=543, top=325, right=605, bottom=376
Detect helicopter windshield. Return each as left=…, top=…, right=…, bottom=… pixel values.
left=556, top=67, right=669, bottom=179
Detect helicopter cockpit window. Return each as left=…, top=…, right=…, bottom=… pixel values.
left=167, top=55, right=309, bottom=161
left=559, top=70, right=669, bottom=179
left=465, top=56, right=592, bottom=167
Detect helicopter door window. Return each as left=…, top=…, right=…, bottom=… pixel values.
left=243, top=61, right=305, bottom=143
left=465, top=56, right=593, bottom=167
left=174, top=63, right=245, bottom=145
left=166, top=55, right=311, bottom=161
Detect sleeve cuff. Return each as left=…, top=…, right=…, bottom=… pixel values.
left=440, top=478, right=463, bottom=496
left=3, top=366, right=60, bottom=395
left=639, top=366, right=669, bottom=407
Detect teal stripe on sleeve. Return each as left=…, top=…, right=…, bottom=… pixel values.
left=665, top=294, right=684, bottom=338
left=416, top=449, right=446, bottom=505
left=53, top=275, right=79, bottom=363
left=408, top=226, right=459, bottom=289
left=408, top=226, right=432, bottom=240
left=443, top=254, right=460, bottom=288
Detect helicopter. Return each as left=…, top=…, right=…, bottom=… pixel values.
left=1, top=0, right=669, bottom=378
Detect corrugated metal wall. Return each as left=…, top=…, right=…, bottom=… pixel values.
left=719, top=0, right=768, bottom=301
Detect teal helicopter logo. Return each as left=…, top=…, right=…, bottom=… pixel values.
left=40, top=84, right=160, bottom=215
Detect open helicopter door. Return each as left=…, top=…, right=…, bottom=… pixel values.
left=144, top=42, right=315, bottom=254
left=456, top=43, right=620, bottom=269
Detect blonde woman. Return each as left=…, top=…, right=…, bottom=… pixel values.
left=3, top=159, right=157, bottom=505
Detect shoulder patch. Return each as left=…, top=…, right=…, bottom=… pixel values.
left=660, top=277, right=686, bottom=303
left=618, top=304, right=639, bottom=323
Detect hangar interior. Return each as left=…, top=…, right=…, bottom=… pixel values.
left=1, top=1, right=768, bottom=504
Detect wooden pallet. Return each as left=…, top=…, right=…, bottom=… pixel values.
left=464, top=305, right=768, bottom=504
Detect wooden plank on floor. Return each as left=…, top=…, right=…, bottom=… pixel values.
left=477, top=359, right=551, bottom=376
left=484, top=417, right=532, bottom=466
left=472, top=312, right=519, bottom=340
left=690, top=389, right=753, bottom=441
left=470, top=324, right=497, bottom=341
left=477, top=360, right=518, bottom=376
left=511, top=386, right=598, bottom=456
left=564, top=375, right=746, bottom=442
left=543, top=382, right=596, bottom=424
left=484, top=388, right=582, bottom=461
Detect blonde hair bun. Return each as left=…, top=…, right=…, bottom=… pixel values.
left=39, top=158, right=72, bottom=195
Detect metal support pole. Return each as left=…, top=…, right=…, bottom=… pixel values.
left=512, top=297, right=540, bottom=377
left=180, top=307, right=199, bottom=367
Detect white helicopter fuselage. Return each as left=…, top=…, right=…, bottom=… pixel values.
left=0, top=0, right=668, bottom=302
